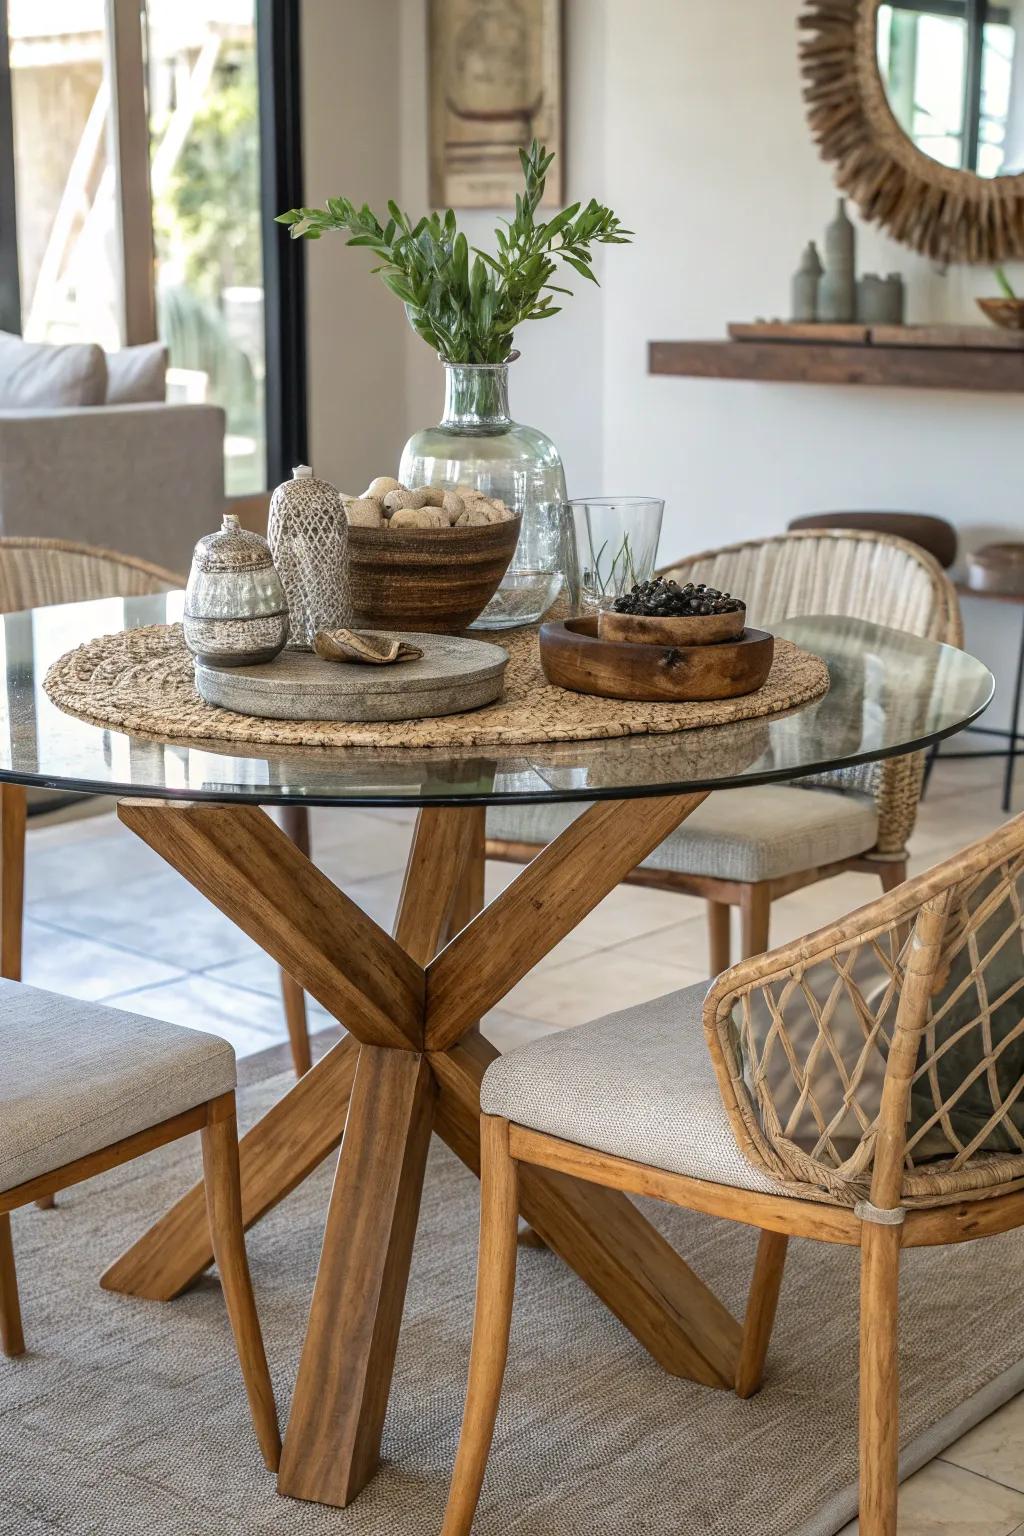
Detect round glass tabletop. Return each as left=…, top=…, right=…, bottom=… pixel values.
left=0, top=593, right=994, bottom=807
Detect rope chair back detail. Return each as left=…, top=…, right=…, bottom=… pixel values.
left=661, top=529, right=963, bottom=855
left=704, top=812, right=1024, bottom=1211
left=0, top=537, right=182, bottom=614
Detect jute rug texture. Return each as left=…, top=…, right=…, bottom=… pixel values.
left=42, top=623, right=830, bottom=749
left=2, top=1048, right=1022, bottom=1536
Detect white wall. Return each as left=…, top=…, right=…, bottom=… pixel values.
left=597, top=0, right=1023, bottom=727
left=302, top=0, right=1023, bottom=727
left=397, top=0, right=608, bottom=490
left=300, top=0, right=405, bottom=494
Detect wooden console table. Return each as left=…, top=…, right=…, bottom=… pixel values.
left=650, top=323, right=1024, bottom=393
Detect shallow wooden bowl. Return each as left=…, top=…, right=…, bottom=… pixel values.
left=977, top=297, right=1024, bottom=331
left=598, top=607, right=745, bottom=647
left=965, top=541, right=1024, bottom=595
left=540, top=617, right=774, bottom=702
left=346, top=515, right=521, bottom=633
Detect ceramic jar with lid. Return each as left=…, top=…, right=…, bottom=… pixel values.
left=267, top=465, right=352, bottom=650
left=183, top=513, right=289, bottom=666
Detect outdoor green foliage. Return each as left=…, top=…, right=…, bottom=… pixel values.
left=276, top=142, right=631, bottom=363
left=995, top=265, right=1018, bottom=300
left=156, top=57, right=262, bottom=298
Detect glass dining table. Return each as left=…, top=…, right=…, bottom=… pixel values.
left=0, top=592, right=994, bottom=1510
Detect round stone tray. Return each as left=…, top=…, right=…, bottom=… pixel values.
left=194, top=632, right=509, bottom=723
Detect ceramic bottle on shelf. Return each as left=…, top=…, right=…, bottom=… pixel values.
left=267, top=464, right=352, bottom=650
left=819, top=198, right=856, bottom=323
left=791, top=241, right=823, bottom=322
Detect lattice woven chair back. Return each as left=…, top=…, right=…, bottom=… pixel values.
left=703, top=813, right=1024, bottom=1209
left=662, top=529, right=962, bottom=855
left=0, top=537, right=181, bottom=614
left=661, top=528, right=961, bottom=643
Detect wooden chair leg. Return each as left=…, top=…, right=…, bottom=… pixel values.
left=278, top=806, right=312, bottom=1077
left=739, top=883, right=771, bottom=958
left=877, top=860, right=908, bottom=896
left=707, top=900, right=731, bottom=974
left=859, top=1223, right=902, bottom=1536
left=735, top=1229, right=788, bottom=1398
left=0, top=782, right=26, bottom=982
left=442, top=1115, right=519, bottom=1536
left=201, top=1095, right=281, bottom=1472
left=0, top=1213, right=25, bottom=1357
left=0, top=786, right=53, bottom=1212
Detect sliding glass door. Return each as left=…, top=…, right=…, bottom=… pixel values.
left=147, top=1, right=265, bottom=492
left=8, top=1, right=120, bottom=348
left=0, top=0, right=303, bottom=494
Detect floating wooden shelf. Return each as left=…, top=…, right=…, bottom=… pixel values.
left=649, top=325, right=1024, bottom=393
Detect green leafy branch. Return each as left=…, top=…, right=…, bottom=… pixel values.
left=276, top=141, right=631, bottom=363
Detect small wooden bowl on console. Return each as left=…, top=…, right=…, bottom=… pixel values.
left=598, top=607, right=745, bottom=647
left=540, top=616, right=774, bottom=702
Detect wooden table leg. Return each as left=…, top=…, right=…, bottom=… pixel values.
left=432, top=1032, right=741, bottom=1388
left=101, top=1035, right=359, bottom=1299
left=277, top=1046, right=435, bottom=1505
left=278, top=805, right=312, bottom=1077
left=106, top=792, right=744, bottom=1511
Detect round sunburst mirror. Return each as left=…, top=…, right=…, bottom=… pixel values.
left=799, top=0, right=1024, bottom=263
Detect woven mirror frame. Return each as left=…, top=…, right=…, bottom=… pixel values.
left=799, top=0, right=1024, bottom=264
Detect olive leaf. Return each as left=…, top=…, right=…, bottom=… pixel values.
left=276, top=140, right=631, bottom=363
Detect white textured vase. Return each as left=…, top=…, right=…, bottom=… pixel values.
left=267, top=465, right=352, bottom=650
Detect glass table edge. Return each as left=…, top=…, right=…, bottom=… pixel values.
left=0, top=676, right=995, bottom=809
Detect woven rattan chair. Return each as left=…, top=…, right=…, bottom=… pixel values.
left=0, top=977, right=280, bottom=1470
left=0, top=536, right=312, bottom=1080
left=443, top=813, right=1024, bottom=1535
left=487, top=528, right=962, bottom=966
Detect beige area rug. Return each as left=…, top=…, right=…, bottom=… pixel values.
left=3, top=1040, right=1023, bottom=1536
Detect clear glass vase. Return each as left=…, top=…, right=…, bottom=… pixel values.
left=399, top=358, right=567, bottom=629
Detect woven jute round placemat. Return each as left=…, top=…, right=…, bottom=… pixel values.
left=43, top=622, right=830, bottom=749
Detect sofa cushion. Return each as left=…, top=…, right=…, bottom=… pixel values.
left=106, top=342, right=168, bottom=404
left=0, top=330, right=107, bottom=408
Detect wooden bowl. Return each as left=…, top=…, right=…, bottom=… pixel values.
left=346, top=515, right=521, bottom=633
left=540, top=617, right=774, bottom=702
left=977, top=297, right=1024, bottom=331
left=966, top=541, right=1024, bottom=595
left=598, top=607, right=745, bottom=647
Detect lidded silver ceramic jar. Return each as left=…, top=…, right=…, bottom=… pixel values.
left=268, top=464, right=352, bottom=650
left=183, top=513, right=289, bottom=666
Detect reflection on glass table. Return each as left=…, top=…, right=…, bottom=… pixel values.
left=0, top=594, right=995, bottom=808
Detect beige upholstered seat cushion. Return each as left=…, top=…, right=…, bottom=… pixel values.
left=487, top=784, right=878, bottom=884
left=480, top=981, right=780, bottom=1194
left=0, top=980, right=236, bottom=1193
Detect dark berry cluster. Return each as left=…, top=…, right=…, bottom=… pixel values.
left=612, top=577, right=746, bottom=618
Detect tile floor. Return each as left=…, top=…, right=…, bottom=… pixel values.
left=19, top=754, right=1023, bottom=1534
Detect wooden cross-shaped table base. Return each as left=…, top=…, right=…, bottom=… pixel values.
left=99, top=792, right=743, bottom=1509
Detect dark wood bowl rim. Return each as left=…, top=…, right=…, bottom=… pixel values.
left=544, top=616, right=772, bottom=659
left=597, top=608, right=746, bottom=645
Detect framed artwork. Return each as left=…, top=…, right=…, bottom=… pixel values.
left=428, top=0, right=563, bottom=209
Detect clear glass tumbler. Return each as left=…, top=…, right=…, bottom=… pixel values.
left=561, top=497, right=665, bottom=614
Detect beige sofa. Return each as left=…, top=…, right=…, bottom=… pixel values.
left=0, top=402, right=225, bottom=576
left=0, top=333, right=224, bottom=575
